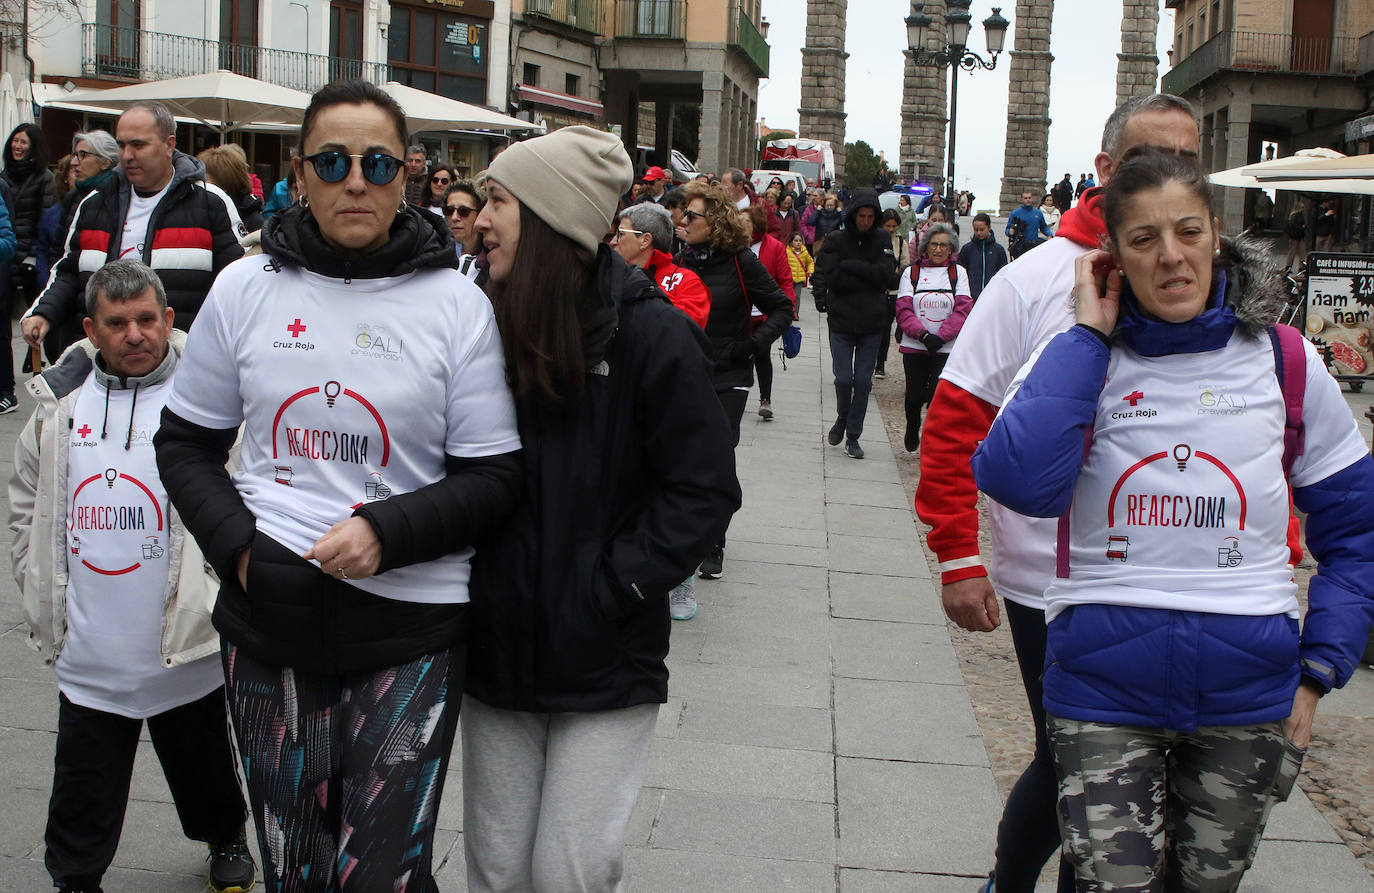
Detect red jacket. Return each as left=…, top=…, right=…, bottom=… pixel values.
left=645, top=249, right=710, bottom=329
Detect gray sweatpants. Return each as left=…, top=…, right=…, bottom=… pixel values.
left=461, top=695, right=659, bottom=893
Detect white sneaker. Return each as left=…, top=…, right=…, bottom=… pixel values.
left=669, top=578, right=697, bottom=621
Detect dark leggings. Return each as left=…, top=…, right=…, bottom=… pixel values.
left=901, top=349, right=948, bottom=449
left=997, top=598, right=1075, bottom=893
left=752, top=341, right=774, bottom=402
left=223, top=641, right=463, bottom=892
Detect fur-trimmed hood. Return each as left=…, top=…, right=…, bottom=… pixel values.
left=1215, top=233, right=1286, bottom=335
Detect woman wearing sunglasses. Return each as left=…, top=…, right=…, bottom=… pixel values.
left=461, top=125, right=739, bottom=892
left=155, top=79, right=523, bottom=891
left=424, top=163, right=457, bottom=214
left=443, top=179, right=485, bottom=278
left=673, top=180, right=792, bottom=579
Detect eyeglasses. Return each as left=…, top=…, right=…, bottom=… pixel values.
left=303, top=151, right=404, bottom=186
left=612, top=228, right=647, bottom=241
left=681, top=209, right=707, bottom=224
left=431, top=176, right=452, bottom=185
left=73, top=149, right=101, bottom=163
left=927, top=242, right=954, bottom=251
left=445, top=205, right=478, bottom=219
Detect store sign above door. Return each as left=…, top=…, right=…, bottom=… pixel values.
left=420, top=0, right=495, bottom=14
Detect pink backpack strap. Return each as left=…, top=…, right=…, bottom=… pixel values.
left=1268, top=324, right=1306, bottom=475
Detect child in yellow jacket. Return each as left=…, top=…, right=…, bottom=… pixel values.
left=787, top=232, right=814, bottom=318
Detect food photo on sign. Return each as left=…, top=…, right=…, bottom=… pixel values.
left=1303, top=252, right=1374, bottom=386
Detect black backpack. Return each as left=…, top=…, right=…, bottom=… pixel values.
left=1284, top=210, right=1306, bottom=240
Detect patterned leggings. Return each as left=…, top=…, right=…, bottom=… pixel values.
left=222, top=641, right=463, bottom=893
left=1048, top=716, right=1302, bottom=893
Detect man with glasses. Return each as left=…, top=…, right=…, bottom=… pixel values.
left=613, top=202, right=708, bottom=329
left=914, top=93, right=1201, bottom=893
left=403, top=144, right=429, bottom=206
left=23, top=101, right=244, bottom=355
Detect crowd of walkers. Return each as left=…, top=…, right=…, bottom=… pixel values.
left=2, top=79, right=1372, bottom=893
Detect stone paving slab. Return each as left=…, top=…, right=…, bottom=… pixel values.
left=834, top=678, right=988, bottom=766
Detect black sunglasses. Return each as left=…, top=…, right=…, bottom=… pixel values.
left=444, top=205, right=478, bottom=219
left=431, top=175, right=452, bottom=185
left=681, top=209, right=707, bottom=223
left=303, top=151, right=404, bottom=186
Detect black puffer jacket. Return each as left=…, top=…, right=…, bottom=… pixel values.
left=233, top=190, right=264, bottom=234
left=0, top=159, right=56, bottom=256
left=677, top=244, right=793, bottom=391
left=815, top=188, right=898, bottom=335
left=155, top=205, right=521, bottom=675
left=465, top=246, right=742, bottom=712
left=29, top=151, right=243, bottom=346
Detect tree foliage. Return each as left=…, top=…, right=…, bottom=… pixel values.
left=843, top=140, right=888, bottom=189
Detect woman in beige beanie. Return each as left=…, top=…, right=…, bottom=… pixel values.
left=463, top=126, right=742, bottom=892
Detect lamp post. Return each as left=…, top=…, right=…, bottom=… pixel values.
left=905, top=0, right=1009, bottom=205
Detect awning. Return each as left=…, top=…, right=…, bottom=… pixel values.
left=515, top=83, right=602, bottom=117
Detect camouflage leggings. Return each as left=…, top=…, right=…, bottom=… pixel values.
left=1047, top=716, right=1304, bottom=893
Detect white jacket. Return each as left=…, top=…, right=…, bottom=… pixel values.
left=9, top=333, right=220, bottom=667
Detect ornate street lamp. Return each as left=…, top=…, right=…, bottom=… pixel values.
left=905, top=0, right=1009, bottom=202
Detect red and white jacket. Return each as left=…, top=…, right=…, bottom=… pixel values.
left=645, top=249, right=711, bottom=329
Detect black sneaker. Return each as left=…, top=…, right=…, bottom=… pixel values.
left=845, top=438, right=865, bottom=459
left=0, top=392, right=17, bottom=415
left=698, top=545, right=724, bottom=579
left=905, top=429, right=920, bottom=453
left=207, top=828, right=256, bottom=892
left=874, top=365, right=886, bottom=379
left=827, top=417, right=845, bottom=446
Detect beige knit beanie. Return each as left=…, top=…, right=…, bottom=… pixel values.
left=483, top=126, right=634, bottom=255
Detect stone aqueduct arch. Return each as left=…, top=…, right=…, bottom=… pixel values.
left=798, top=0, right=1163, bottom=213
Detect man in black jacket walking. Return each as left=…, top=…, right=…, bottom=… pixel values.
left=815, top=188, right=897, bottom=459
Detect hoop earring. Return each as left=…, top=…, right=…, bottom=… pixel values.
left=298, top=194, right=309, bottom=209
left=398, top=199, right=407, bottom=213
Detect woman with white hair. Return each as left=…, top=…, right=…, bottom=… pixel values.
left=35, top=130, right=119, bottom=358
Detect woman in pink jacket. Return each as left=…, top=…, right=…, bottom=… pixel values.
left=895, top=222, right=971, bottom=452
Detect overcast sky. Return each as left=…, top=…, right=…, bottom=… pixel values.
left=756, top=0, right=1175, bottom=210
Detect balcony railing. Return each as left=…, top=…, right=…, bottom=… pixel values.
left=1162, top=30, right=1358, bottom=94
left=81, top=24, right=390, bottom=92
left=1358, top=29, right=1374, bottom=77
left=728, top=1, right=769, bottom=77
left=614, top=0, right=686, bottom=39
left=524, top=0, right=602, bottom=33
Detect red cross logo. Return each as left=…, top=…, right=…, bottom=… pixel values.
left=76, top=424, right=92, bottom=438
left=1122, top=390, right=1145, bottom=407
left=287, top=318, right=307, bottom=338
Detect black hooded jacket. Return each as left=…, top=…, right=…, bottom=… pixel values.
left=465, top=246, right=742, bottom=712
left=154, top=205, right=523, bottom=674
left=815, top=188, right=898, bottom=335
left=0, top=157, right=56, bottom=256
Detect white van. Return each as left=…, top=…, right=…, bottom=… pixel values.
left=750, top=169, right=808, bottom=197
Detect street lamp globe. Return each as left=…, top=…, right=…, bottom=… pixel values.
left=983, top=7, right=1010, bottom=56
left=945, top=0, right=973, bottom=49
left=905, top=3, right=933, bottom=49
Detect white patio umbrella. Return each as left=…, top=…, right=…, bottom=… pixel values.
left=62, top=71, right=311, bottom=141
left=0, top=74, right=19, bottom=141
left=1241, top=153, right=1374, bottom=196
left=1209, top=148, right=1345, bottom=189
left=380, top=82, right=540, bottom=136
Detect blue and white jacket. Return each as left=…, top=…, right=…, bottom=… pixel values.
left=971, top=237, right=1374, bottom=732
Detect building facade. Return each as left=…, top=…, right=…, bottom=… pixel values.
left=16, top=0, right=514, bottom=180
left=506, top=0, right=770, bottom=174
left=1162, top=0, right=1374, bottom=233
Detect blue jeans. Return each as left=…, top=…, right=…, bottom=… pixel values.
left=829, top=330, right=882, bottom=441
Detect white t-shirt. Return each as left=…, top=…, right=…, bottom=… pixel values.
left=118, top=181, right=173, bottom=261
left=59, top=370, right=222, bottom=718
left=897, top=263, right=972, bottom=354
left=166, top=258, right=521, bottom=604
left=1026, top=331, right=1367, bottom=621
left=940, top=236, right=1086, bottom=608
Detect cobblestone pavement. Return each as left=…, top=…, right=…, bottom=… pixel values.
left=869, top=355, right=1374, bottom=883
